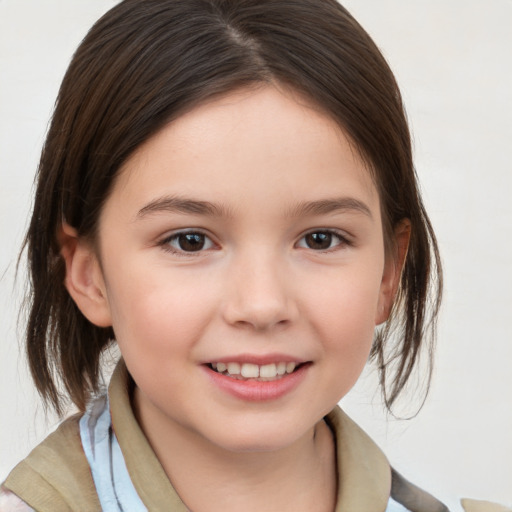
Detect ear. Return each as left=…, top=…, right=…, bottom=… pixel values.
left=375, top=219, right=411, bottom=325
left=58, top=223, right=112, bottom=327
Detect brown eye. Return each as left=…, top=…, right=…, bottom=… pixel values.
left=297, top=230, right=347, bottom=251
left=178, top=233, right=205, bottom=251
left=165, top=231, right=214, bottom=253
left=305, top=232, right=332, bottom=250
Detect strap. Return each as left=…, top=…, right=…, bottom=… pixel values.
left=391, top=468, right=449, bottom=512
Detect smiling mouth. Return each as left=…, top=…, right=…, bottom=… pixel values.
left=208, top=362, right=305, bottom=381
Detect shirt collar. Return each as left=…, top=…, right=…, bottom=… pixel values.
left=109, top=359, right=391, bottom=511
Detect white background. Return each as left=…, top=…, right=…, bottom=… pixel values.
left=1, top=1, right=511, bottom=510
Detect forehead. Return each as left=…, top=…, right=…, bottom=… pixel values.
left=109, top=85, right=379, bottom=219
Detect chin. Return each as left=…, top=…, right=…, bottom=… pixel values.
left=204, top=420, right=313, bottom=454
left=220, top=437, right=296, bottom=454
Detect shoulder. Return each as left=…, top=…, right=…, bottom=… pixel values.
left=460, top=499, right=512, bottom=512
left=2, top=414, right=101, bottom=512
left=328, top=406, right=509, bottom=512
left=389, top=468, right=511, bottom=512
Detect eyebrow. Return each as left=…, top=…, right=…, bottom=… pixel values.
left=136, top=195, right=372, bottom=220
left=287, top=197, right=373, bottom=219
left=137, top=195, right=232, bottom=219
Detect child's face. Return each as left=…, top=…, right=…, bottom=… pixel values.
left=77, top=85, right=400, bottom=452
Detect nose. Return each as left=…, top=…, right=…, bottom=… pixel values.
left=221, top=250, right=297, bottom=331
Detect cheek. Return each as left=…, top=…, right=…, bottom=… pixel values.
left=104, top=264, right=218, bottom=360
left=302, top=267, right=382, bottom=384
left=306, top=265, right=382, bottom=333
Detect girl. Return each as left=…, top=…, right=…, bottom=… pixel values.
left=0, top=1, right=507, bottom=511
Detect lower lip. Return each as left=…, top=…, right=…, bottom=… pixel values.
left=204, top=364, right=310, bottom=402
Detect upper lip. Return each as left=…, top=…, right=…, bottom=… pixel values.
left=201, top=353, right=309, bottom=365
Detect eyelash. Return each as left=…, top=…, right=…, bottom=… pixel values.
left=295, top=229, right=351, bottom=252
left=159, top=230, right=216, bottom=256
left=158, top=228, right=351, bottom=256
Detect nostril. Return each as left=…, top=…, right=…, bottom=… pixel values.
left=221, top=276, right=298, bottom=329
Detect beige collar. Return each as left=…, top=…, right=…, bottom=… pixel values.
left=110, top=360, right=391, bottom=512
left=325, top=407, right=391, bottom=511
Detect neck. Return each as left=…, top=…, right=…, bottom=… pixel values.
left=133, top=389, right=337, bottom=512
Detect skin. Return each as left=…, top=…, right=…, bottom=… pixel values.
left=61, top=85, right=408, bottom=511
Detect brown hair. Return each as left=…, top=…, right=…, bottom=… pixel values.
left=24, top=0, right=442, bottom=415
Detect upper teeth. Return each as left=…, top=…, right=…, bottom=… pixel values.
left=212, top=362, right=297, bottom=379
